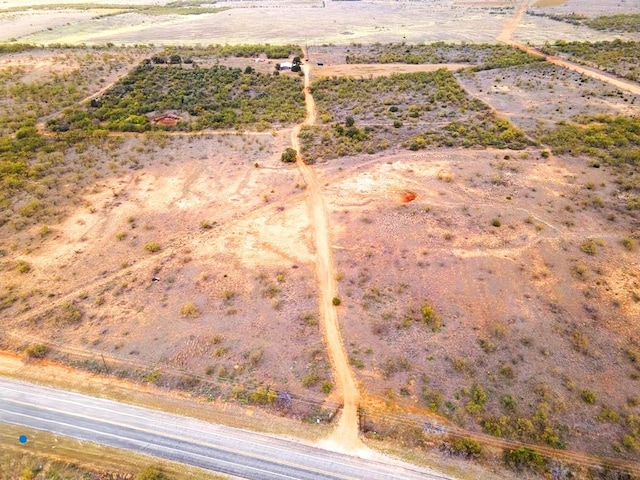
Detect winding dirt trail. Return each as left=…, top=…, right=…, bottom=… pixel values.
left=291, top=64, right=363, bottom=451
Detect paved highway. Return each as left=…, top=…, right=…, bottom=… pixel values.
left=0, top=378, right=451, bottom=480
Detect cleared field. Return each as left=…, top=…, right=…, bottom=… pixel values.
left=320, top=145, right=639, bottom=459
left=0, top=132, right=336, bottom=412
left=0, top=0, right=623, bottom=47
left=456, top=61, right=640, bottom=135
left=312, top=63, right=471, bottom=80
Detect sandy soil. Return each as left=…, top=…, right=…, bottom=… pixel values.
left=5, top=0, right=637, bottom=47
left=1, top=133, right=335, bottom=407
left=0, top=52, right=80, bottom=80
left=5, top=2, right=512, bottom=45
left=457, top=62, right=640, bottom=135
left=529, top=0, right=640, bottom=16
left=0, top=10, right=98, bottom=41
left=311, top=143, right=639, bottom=457
left=312, top=63, right=471, bottom=80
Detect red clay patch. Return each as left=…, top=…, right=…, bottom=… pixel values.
left=400, top=190, right=417, bottom=203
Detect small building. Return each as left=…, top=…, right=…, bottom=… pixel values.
left=279, top=61, right=293, bottom=70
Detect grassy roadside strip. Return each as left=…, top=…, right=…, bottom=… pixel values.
left=0, top=423, right=228, bottom=479
left=0, top=353, right=331, bottom=442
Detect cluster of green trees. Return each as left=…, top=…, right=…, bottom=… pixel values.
left=541, top=40, right=640, bottom=81
left=160, top=44, right=302, bottom=60
left=302, top=70, right=527, bottom=160
left=0, top=48, right=151, bottom=230
left=344, top=42, right=544, bottom=71
left=1, top=48, right=145, bottom=136
left=541, top=115, right=640, bottom=168
left=526, top=11, right=587, bottom=26
left=586, top=13, right=640, bottom=32
left=0, top=43, right=37, bottom=54
left=542, top=114, right=640, bottom=208
left=437, top=113, right=531, bottom=150
left=480, top=404, right=566, bottom=449
left=311, top=70, right=486, bottom=120
left=528, top=11, right=640, bottom=33
left=53, top=64, right=306, bottom=132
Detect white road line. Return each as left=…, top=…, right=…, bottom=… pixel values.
left=0, top=383, right=438, bottom=479
left=1, top=413, right=301, bottom=480
left=0, top=404, right=356, bottom=480
left=1, top=379, right=449, bottom=479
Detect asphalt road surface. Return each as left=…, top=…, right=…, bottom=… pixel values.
left=0, top=378, right=452, bottom=480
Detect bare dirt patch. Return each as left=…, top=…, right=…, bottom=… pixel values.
left=315, top=147, right=640, bottom=459
left=0, top=10, right=98, bottom=41
left=312, top=63, right=471, bottom=80
left=0, top=52, right=80, bottom=80
left=456, top=62, right=640, bottom=135
left=1, top=133, right=334, bottom=409
left=532, top=0, right=567, bottom=7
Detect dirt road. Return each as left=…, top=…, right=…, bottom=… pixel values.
left=497, top=0, right=640, bottom=96
left=291, top=65, right=362, bottom=451
left=520, top=45, right=640, bottom=96
left=496, top=0, right=528, bottom=44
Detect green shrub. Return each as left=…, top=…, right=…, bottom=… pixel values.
left=180, top=302, right=200, bottom=318
left=503, top=447, right=546, bottom=473
left=451, top=438, right=483, bottom=459
left=250, top=386, right=276, bottom=405
left=466, top=383, right=488, bottom=413
left=144, top=242, right=161, bottom=253
left=59, top=301, right=83, bottom=324
left=580, top=239, right=597, bottom=255
left=582, top=389, right=596, bottom=404
left=24, top=343, right=48, bottom=359
left=136, top=466, right=167, bottom=480
left=622, top=434, right=639, bottom=451
left=332, top=296, right=341, bottom=306
left=18, top=199, right=42, bottom=217
left=421, top=303, right=441, bottom=331
left=622, top=236, right=636, bottom=251
left=281, top=147, right=297, bottom=163
left=501, top=395, right=517, bottom=412
left=16, top=260, right=31, bottom=273
left=597, top=406, right=619, bottom=422
left=421, top=387, right=443, bottom=412
left=321, top=381, right=333, bottom=394
left=301, top=371, right=319, bottom=387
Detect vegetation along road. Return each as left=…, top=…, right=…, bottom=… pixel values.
left=0, top=378, right=450, bottom=480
